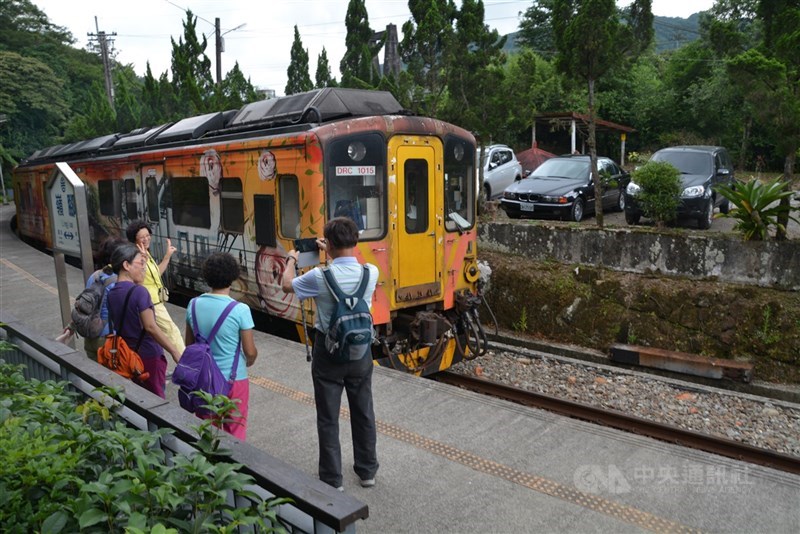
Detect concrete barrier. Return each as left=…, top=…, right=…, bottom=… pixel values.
left=479, top=222, right=800, bottom=290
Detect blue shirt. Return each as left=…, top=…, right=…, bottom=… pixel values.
left=185, top=294, right=255, bottom=381
left=291, top=257, right=378, bottom=331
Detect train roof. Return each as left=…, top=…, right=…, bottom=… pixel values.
left=21, top=88, right=407, bottom=165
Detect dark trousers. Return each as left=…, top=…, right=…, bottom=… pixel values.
left=311, top=331, right=379, bottom=487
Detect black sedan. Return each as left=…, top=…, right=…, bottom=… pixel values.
left=500, top=155, right=629, bottom=222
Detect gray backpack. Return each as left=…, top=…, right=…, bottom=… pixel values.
left=71, top=272, right=116, bottom=338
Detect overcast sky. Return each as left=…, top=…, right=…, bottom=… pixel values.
left=32, top=0, right=716, bottom=96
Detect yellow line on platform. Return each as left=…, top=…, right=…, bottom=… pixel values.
left=248, top=374, right=700, bottom=534
left=0, top=258, right=59, bottom=295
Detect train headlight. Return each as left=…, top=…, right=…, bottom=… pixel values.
left=453, top=143, right=464, bottom=161
left=347, top=141, right=367, bottom=162
left=464, top=259, right=480, bottom=283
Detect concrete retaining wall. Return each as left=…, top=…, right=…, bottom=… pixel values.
left=478, top=222, right=800, bottom=290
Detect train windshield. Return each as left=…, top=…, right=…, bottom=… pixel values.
left=444, top=137, right=476, bottom=232
left=326, top=134, right=386, bottom=240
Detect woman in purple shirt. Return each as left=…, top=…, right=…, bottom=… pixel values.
left=106, top=243, right=181, bottom=397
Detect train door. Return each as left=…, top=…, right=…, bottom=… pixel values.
left=393, top=140, right=442, bottom=303
left=140, top=164, right=170, bottom=260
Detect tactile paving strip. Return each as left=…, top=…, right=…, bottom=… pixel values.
left=249, top=374, right=700, bottom=533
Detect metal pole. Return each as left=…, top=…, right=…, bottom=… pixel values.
left=215, top=17, right=222, bottom=86
left=0, top=164, right=7, bottom=205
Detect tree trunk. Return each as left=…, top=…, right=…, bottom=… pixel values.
left=775, top=150, right=796, bottom=241
left=739, top=116, right=751, bottom=171
left=588, top=77, right=603, bottom=227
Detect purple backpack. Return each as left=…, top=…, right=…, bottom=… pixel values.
left=172, top=299, right=240, bottom=416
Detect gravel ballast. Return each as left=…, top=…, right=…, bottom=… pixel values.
left=451, top=347, right=800, bottom=457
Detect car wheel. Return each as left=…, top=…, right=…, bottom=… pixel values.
left=698, top=199, right=713, bottom=229
left=617, top=191, right=626, bottom=212
left=483, top=185, right=491, bottom=202
left=625, top=211, right=640, bottom=225
left=570, top=198, right=585, bottom=222
left=720, top=197, right=730, bottom=214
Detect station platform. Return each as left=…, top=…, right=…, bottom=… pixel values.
left=1, top=202, right=798, bottom=533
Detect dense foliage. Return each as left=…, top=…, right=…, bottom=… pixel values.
left=0, top=0, right=796, bottom=190
left=0, top=362, right=287, bottom=532
left=629, top=161, right=682, bottom=227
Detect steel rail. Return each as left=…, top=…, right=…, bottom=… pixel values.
left=435, top=371, right=800, bottom=476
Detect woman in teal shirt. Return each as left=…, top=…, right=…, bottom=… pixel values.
left=185, top=252, right=258, bottom=439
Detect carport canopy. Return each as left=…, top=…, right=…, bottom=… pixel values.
left=532, top=112, right=635, bottom=165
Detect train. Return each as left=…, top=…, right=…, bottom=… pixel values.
left=12, top=88, right=488, bottom=376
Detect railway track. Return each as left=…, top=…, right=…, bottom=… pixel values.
left=434, top=371, right=800, bottom=475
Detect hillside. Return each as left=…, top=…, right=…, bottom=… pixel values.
left=502, top=13, right=702, bottom=54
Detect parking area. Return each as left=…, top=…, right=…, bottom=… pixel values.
left=489, top=196, right=800, bottom=239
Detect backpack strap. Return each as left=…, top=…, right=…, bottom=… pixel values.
left=321, top=265, right=369, bottom=309
left=110, top=285, right=146, bottom=352
left=191, top=298, right=241, bottom=382
left=98, top=273, right=116, bottom=308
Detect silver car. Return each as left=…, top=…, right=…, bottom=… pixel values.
left=481, top=144, right=523, bottom=201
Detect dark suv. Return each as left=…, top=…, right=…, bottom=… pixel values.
left=624, top=145, right=736, bottom=229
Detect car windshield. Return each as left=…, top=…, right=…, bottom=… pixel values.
left=652, top=151, right=712, bottom=175
left=531, top=158, right=588, bottom=180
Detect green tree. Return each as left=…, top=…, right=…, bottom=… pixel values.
left=400, top=0, right=457, bottom=117
left=170, top=9, right=214, bottom=116
left=217, top=61, right=259, bottom=109
left=0, top=51, right=68, bottom=164
left=340, top=0, right=379, bottom=87
left=552, top=0, right=653, bottom=227
left=517, top=0, right=555, bottom=57
left=113, top=65, right=143, bottom=133
left=315, top=47, right=337, bottom=88
left=445, top=0, right=506, bottom=155
left=728, top=0, right=800, bottom=240
left=63, top=81, right=116, bottom=141
left=501, top=49, right=569, bottom=146
left=285, top=25, right=313, bottom=95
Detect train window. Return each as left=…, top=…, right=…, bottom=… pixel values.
left=98, top=180, right=120, bottom=217
left=444, top=137, right=476, bottom=232
left=220, top=178, right=244, bottom=234
left=404, top=160, right=428, bottom=234
left=253, top=194, right=277, bottom=247
left=326, top=133, right=386, bottom=240
left=146, top=177, right=159, bottom=222
left=278, top=175, right=300, bottom=239
left=123, top=179, right=138, bottom=219
left=171, top=177, right=211, bottom=228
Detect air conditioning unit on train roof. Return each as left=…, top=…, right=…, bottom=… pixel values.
left=229, top=88, right=404, bottom=129
left=154, top=111, right=227, bottom=144
left=113, top=124, right=172, bottom=150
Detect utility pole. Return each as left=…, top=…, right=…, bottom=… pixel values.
left=215, top=17, right=222, bottom=86
left=88, top=17, right=116, bottom=108
left=215, top=18, right=246, bottom=86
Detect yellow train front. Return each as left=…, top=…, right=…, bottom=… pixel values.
left=11, top=88, right=487, bottom=376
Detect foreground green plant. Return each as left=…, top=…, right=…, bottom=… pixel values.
left=630, top=161, right=682, bottom=228
left=512, top=307, right=528, bottom=333
left=714, top=178, right=799, bottom=240
left=0, top=363, right=289, bottom=533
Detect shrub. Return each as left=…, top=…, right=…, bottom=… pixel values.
left=0, top=363, right=288, bottom=533
left=714, top=178, right=800, bottom=240
left=630, top=161, right=682, bottom=227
